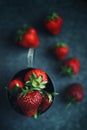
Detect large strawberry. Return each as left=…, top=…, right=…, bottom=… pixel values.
left=8, top=79, right=24, bottom=95
left=17, top=89, right=42, bottom=118
left=53, top=43, right=69, bottom=60
left=66, top=83, right=84, bottom=108
left=16, top=25, right=40, bottom=48
left=62, top=58, right=80, bottom=75
left=44, top=12, right=63, bottom=35
left=24, top=69, right=48, bottom=90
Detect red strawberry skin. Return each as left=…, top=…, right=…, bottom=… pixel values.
left=17, top=91, right=42, bottom=117
left=40, top=96, right=52, bottom=113
left=66, top=83, right=84, bottom=102
left=64, top=58, right=80, bottom=75
left=24, top=69, right=48, bottom=83
left=44, top=13, right=63, bottom=35
left=8, top=79, right=24, bottom=89
left=18, top=27, right=40, bottom=48
left=53, top=44, right=69, bottom=60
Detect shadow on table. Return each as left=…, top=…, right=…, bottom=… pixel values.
left=6, top=30, right=25, bottom=49
left=0, top=78, right=11, bottom=114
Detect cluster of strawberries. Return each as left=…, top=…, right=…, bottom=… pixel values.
left=8, top=69, right=55, bottom=118
left=8, top=12, right=84, bottom=118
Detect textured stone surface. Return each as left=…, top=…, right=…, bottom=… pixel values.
left=0, top=0, right=87, bottom=130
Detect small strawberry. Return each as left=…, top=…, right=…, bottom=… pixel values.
left=17, top=89, right=42, bottom=118
left=62, top=58, right=80, bottom=75
left=66, top=83, right=84, bottom=108
left=8, top=79, right=24, bottom=89
left=16, top=25, right=40, bottom=48
left=44, top=12, right=63, bottom=35
left=8, top=79, right=24, bottom=95
left=24, top=69, right=48, bottom=90
left=38, top=90, right=59, bottom=113
left=53, top=43, right=69, bottom=60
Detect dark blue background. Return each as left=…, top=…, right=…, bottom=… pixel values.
left=0, top=0, right=87, bottom=130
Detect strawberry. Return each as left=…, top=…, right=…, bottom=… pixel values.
left=24, top=69, right=48, bottom=90
left=40, top=94, right=52, bottom=113
left=53, top=43, right=69, bottom=60
left=8, top=79, right=24, bottom=95
left=66, top=83, right=84, bottom=108
left=8, top=79, right=24, bottom=89
left=16, top=25, right=40, bottom=48
left=17, top=90, right=42, bottom=117
left=44, top=12, right=63, bottom=35
left=62, top=58, right=80, bottom=75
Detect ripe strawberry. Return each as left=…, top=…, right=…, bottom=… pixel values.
left=44, top=12, right=63, bottom=35
left=8, top=79, right=24, bottom=89
left=62, top=58, right=80, bottom=75
left=17, top=90, right=42, bottom=117
left=40, top=94, right=52, bottom=113
left=53, top=43, right=69, bottom=60
left=8, top=79, right=24, bottom=95
left=16, top=25, right=40, bottom=48
left=66, top=83, right=84, bottom=108
left=24, top=69, right=48, bottom=90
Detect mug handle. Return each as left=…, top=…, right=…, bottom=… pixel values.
left=27, top=48, right=34, bottom=68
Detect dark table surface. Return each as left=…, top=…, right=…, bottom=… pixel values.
left=0, top=0, right=87, bottom=130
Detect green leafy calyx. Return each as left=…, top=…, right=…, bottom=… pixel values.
left=56, top=43, right=67, bottom=48
left=47, top=12, right=58, bottom=21
left=16, top=24, right=29, bottom=41
left=25, top=73, right=48, bottom=90
left=62, top=66, right=73, bottom=76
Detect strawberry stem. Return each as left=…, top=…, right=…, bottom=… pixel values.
left=47, top=93, right=52, bottom=102
left=42, top=90, right=59, bottom=97
left=46, top=12, right=58, bottom=21
left=52, top=92, right=59, bottom=96
left=20, top=88, right=29, bottom=97
left=34, top=112, right=38, bottom=119
left=51, top=12, right=58, bottom=19
left=65, top=97, right=77, bottom=109
left=65, top=102, right=72, bottom=109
